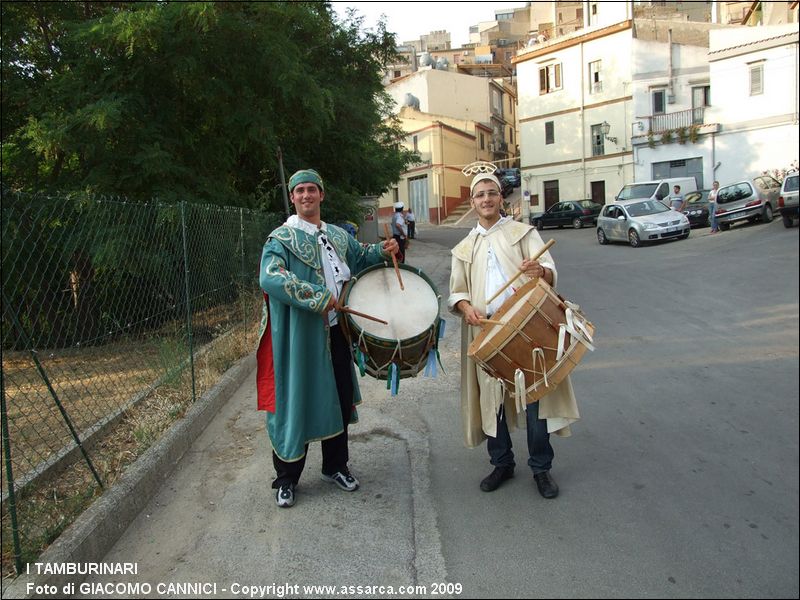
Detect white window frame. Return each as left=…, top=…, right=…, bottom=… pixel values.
left=589, top=60, right=602, bottom=94
left=539, top=63, right=563, bottom=95
left=590, top=123, right=605, bottom=156
left=652, top=88, right=667, bottom=115
left=749, top=63, right=764, bottom=96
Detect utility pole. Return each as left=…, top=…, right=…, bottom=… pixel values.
left=276, top=147, right=291, bottom=218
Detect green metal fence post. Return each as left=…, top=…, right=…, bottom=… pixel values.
left=240, top=208, right=247, bottom=335
left=1, top=363, right=24, bottom=574
left=180, top=202, right=196, bottom=403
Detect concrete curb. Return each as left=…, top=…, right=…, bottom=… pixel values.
left=4, top=354, right=256, bottom=599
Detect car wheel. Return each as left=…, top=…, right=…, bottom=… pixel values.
left=719, top=222, right=730, bottom=231
left=628, top=229, right=641, bottom=248
left=572, top=217, right=583, bottom=229
left=783, top=215, right=795, bottom=228
left=597, top=228, right=608, bottom=245
left=762, top=203, right=773, bottom=223
left=534, top=220, right=543, bottom=231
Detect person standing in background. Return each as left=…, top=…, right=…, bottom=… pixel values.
left=708, top=181, right=720, bottom=234
left=391, top=202, right=408, bottom=263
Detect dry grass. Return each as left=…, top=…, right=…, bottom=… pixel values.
left=1, top=300, right=261, bottom=579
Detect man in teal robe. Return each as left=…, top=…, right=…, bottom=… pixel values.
left=258, top=169, right=399, bottom=508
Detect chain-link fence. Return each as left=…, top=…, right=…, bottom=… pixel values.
left=1, top=190, right=281, bottom=576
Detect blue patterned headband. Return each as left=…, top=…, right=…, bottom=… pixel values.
left=288, top=169, right=324, bottom=193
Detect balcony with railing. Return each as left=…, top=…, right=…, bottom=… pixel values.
left=644, top=107, right=705, bottom=133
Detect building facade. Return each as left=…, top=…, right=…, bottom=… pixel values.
left=383, top=69, right=518, bottom=219
left=377, top=107, right=493, bottom=224
left=704, top=24, right=799, bottom=184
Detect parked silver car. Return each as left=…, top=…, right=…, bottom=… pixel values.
left=596, top=199, right=690, bottom=247
left=714, top=176, right=780, bottom=231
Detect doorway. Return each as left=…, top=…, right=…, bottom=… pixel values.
left=543, top=180, right=560, bottom=211
left=590, top=180, right=606, bottom=205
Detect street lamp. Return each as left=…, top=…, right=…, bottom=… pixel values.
left=600, top=120, right=617, bottom=145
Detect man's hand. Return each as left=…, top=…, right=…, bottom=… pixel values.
left=457, top=300, right=484, bottom=326
left=382, top=238, right=400, bottom=255
left=520, top=258, right=552, bottom=284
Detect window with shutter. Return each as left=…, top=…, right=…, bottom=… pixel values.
left=749, top=64, right=763, bottom=95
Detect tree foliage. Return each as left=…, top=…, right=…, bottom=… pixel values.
left=2, top=1, right=415, bottom=220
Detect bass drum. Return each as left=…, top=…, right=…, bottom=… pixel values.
left=341, top=263, right=441, bottom=379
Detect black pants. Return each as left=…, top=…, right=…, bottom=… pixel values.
left=407, top=221, right=415, bottom=239
left=272, top=325, right=354, bottom=488
left=393, top=235, right=406, bottom=263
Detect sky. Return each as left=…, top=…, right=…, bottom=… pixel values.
left=331, top=2, right=529, bottom=49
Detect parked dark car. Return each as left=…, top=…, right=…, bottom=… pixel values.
left=778, top=171, right=798, bottom=228
left=497, top=167, right=521, bottom=188
left=499, top=176, right=513, bottom=198
left=530, top=200, right=603, bottom=230
left=682, top=189, right=711, bottom=228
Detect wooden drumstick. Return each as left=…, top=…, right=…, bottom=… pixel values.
left=383, top=222, right=405, bottom=290
left=478, top=318, right=506, bottom=327
left=485, top=238, right=556, bottom=306
left=338, top=305, right=389, bottom=325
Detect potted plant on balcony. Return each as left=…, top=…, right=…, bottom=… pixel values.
left=661, top=129, right=674, bottom=144
left=688, top=125, right=699, bottom=144
left=676, top=126, right=688, bottom=144
left=647, top=130, right=656, bottom=148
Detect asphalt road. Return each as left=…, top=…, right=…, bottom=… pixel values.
left=33, top=218, right=797, bottom=600
left=419, top=218, right=799, bottom=598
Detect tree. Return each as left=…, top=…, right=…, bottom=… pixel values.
left=1, top=2, right=414, bottom=220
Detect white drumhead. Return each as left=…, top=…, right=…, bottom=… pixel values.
left=346, top=268, right=438, bottom=339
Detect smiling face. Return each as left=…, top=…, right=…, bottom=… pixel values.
left=291, top=182, right=324, bottom=224
left=471, top=179, right=503, bottom=228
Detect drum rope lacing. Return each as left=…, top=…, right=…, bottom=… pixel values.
left=352, top=322, right=440, bottom=395
left=482, top=300, right=594, bottom=404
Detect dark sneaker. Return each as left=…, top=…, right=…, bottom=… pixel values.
left=276, top=483, right=296, bottom=508
left=321, top=469, right=359, bottom=492
left=534, top=471, right=559, bottom=499
left=480, top=467, right=514, bottom=492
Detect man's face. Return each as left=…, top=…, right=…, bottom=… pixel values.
left=674, top=186, right=680, bottom=193
left=291, top=183, right=324, bottom=219
left=471, top=180, right=502, bottom=221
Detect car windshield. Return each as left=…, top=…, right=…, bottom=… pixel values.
left=625, top=200, right=669, bottom=217
left=618, top=184, right=658, bottom=200
left=784, top=175, right=799, bottom=192
left=577, top=200, right=596, bottom=209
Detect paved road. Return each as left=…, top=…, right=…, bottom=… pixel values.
left=421, top=219, right=799, bottom=598
left=45, top=218, right=797, bottom=600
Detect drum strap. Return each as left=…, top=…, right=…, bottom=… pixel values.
left=514, top=369, right=526, bottom=413
left=514, top=347, right=548, bottom=411
left=556, top=304, right=595, bottom=362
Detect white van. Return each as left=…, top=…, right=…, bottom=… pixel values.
left=616, top=177, right=698, bottom=205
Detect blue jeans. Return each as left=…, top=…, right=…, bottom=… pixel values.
left=708, top=202, right=717, bottom=230
left=487, top=403, right=554, bottom=475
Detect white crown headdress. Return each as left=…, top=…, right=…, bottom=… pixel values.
left=462, top=161, right=498, bottom=177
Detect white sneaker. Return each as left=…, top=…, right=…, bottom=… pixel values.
left=276, top=483, right=295, bottom=507
left=321, top=469, right=359, bottom=492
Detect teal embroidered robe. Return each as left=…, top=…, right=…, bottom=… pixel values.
left=257, top=223, right=388, bottom=462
